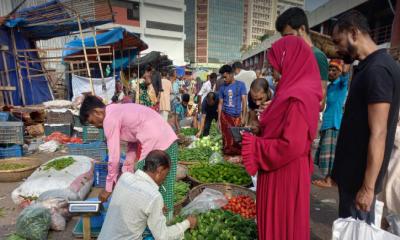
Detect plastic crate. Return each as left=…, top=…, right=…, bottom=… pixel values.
left=73, top=115, right=82, bottom=128
left=0, top=121, right=24, bottom=145
left=93, top=161, right=108, bottom=187
left=67, top=141, right=107, bottom=161
left=0, top=144, right=23, bottom=159
left=46, top=110, right=73, bottom=124
left=83, top=126, right=105, bottom=142
left=0, top=112, right=10, bottom=122
left=44, top=124, right=72, bottom=136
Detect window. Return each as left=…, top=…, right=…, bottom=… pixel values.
left=127, top=2, right=140, bottom=20
left=146, top=21, right=183, bottom=32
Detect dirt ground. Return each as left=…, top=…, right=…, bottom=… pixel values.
left=0, top=151, right=339, bottom=240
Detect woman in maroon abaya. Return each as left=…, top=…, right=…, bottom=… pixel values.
left=242, top=35, right=322, bottom=240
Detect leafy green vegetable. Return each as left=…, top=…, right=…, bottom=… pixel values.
left=189, top=162, right=252, bottom=186
left=178, top=147, right=213, bottom=162
left=43, top=157, right=75, bottom=171
left=172, top=209, right=257, bottom=240
left=180, top=128, right=198, bottom=136
left=6, top=234, right=26, bottom=240
left=0, top=163, right=27, bottom=171
left=174, top=181, right=190, bottom=204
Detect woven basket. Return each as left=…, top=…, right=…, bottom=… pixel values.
left=0, top=157, right=42, bottom=182
left=188, top=183, right=256, bottom=202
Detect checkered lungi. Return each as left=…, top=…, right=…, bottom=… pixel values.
left=135, top=142, right=178, bottom=220
left=314, top=128, right=338, bottom=176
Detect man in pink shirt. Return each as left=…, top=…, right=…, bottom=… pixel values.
left=79, top=95, right=178, bottom=218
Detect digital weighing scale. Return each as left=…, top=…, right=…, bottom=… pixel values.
left=68, top=200, right=102, bottom=240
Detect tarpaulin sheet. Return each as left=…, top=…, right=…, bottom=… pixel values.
left=4, top=0, right=112, bottom=40
left=0, top=27, right=53, bottom=105
left=71, top=74, right=115, bottom=102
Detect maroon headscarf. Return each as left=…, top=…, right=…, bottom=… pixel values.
left=262, top=36, right=322, bottom=140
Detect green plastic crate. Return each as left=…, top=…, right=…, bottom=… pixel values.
left=83, top=126, right=105, bottom=142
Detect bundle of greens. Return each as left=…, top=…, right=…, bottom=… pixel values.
left=178, top=147, right=213, bottom=162
left=43, top=157, right=75, bottom=171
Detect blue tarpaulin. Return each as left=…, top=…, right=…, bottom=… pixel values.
left=0, top=27, right=53, bottom=105
left=5, top=0, right=113, bottom=40
left=63, top=28, right=145, bottom=71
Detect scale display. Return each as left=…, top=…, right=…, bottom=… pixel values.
left=68, top=201, right=101, bottom=213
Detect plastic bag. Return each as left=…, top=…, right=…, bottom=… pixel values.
left=209, top=152, right=223, bottom=164
left=16, top=204, right=51, bottom=240
left=181, top=188, right=228, bottom=216
left=38, top=140, right=60, bottom=153
left=387, top=214, right=400, bottom=236
left=332, top=217, right=400, bottom=240
left=49, top=211, right=66, bottom=231
left=12, top=155, right=94, bottom=206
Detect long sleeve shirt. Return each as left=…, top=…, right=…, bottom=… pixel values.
left=98, top=171, right=190, bottom=240
left=103, top=104, right=177, bottom=192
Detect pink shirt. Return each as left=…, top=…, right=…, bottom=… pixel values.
left=103, top=103, right=177, bottom=192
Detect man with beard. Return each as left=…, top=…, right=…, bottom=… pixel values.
left=331, top=10, right=400, bottom=224
left=275, top=7, right=329, bottom=111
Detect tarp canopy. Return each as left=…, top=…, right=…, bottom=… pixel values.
left=63, top=27, right=148, bottom=70
left=4, top=0, right=114, bottom=40
left=0, top=27, right=53, bottom=105
left=130, top=51, right=173, bottom=71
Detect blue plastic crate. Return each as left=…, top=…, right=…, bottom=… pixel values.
left=67, top=141, right=107, bottom=161
left=0, top=145, right=23, bottom=159
left=0, top=112, right=10, bottom=122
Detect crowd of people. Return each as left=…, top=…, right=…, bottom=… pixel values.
left=76, top=6, right=400, bottom=240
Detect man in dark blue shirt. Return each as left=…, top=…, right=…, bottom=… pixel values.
left=196, top=92, right=218, bottom=138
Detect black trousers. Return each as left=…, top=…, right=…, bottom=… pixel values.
left=202, top=114, right=218, bottom=136
left=338, top=186, right=376, bottom=224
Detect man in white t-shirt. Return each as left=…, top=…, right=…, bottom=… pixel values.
left=197, top=73, right=217, bottom=112
left=232, top=62, right=256, bottom=93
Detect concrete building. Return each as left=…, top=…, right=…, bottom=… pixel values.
left=241, top=0, right=398, bottom=69
left=277, top=0, right=305, bottom=16
left=245, top=0, right=277, bottom=46
left=102, top=0, right=186, bottom=65
left=184, top=0, right=245, bottom=67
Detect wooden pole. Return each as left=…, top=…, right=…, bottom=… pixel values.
left=10, top=29, right=26, bottom=106
left=77, top=16, right=95, bottom=95
left=23, top=52, right=35, bottom=104
left=35, top=44, right=55, bottom=100
left=91, top=27, right=107, bottom=101
left=82, top=215, right=91, bottom=240
left=2, top=51, right=13, bottom=105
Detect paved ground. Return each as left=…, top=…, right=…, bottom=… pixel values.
left=0, top=151, right=339, bottom=240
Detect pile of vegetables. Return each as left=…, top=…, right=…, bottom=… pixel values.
left=45, top=132, right=82, bottom=144
left=189, top=163, right=252, bottom=186
left=180, top=128, right=198, bottom=136
left=192, top=135, right=222, bottom=152
left=174, top=181, right=190, bottom=204
left=222, top=195, right=256, bottom=219
left=173, top=209, right=257, bottom=240
left=178, top=147, right=213, bottom=162
left=43, top=157, right=75, bottom=171
left=0, top=163, right=28, bottom=171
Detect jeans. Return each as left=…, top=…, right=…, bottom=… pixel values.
left=338, top=186, right=376, bottom=224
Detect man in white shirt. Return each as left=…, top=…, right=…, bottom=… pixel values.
left=98, top=150, right=196, bottom=240
left=232, top=62, right=256, bottom=94
left=197, top=73, right=217, bottom=112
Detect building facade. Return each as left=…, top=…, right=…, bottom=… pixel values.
left=102, top=0, right=186, bottom=65
left=184, top=0, right=244, bottom=66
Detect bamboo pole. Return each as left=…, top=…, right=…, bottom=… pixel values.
left=91, top=27, right=107, bottom=98
left=77, top=15, right=95, bottom=95
left=23, top=52, right=35, bottom=104
left=10, top=29, right=26, bottom=106
left=2, top=51, right=13, bottom=105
